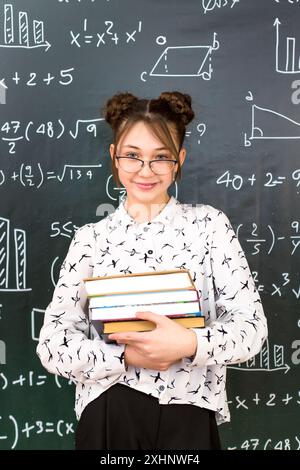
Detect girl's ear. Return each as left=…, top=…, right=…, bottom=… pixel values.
left=110, top=144, right=119, bottom=168
left=179, top=148, right=186, bottom=167
left=109, top=144, right=115, bottom=160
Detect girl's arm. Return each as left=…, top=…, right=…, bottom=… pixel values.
left=187, top=209, right=268, bottom=369
left=36, top=224, right=127, bottom=385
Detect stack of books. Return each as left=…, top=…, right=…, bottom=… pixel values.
left=84, top=269, right=205, bottom=337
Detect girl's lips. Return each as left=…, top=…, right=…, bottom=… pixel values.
left=134, top=182, right=158, bottom=190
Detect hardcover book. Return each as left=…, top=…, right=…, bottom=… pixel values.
left=84, top=269, right=197, bottom=297
left=84, top=269, right=205, bottom=337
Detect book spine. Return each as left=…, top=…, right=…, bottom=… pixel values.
left=84, top=270, right=193, bottom=296
left=99, top=316, right=205, bottom=334
left=100, top=312, right=199, bottom=322
left=89, top=303, right=201, bottom=321
left=91, top=299, right=198, bottom=309
left=195, top=289, right=201, bottom=312
left=88, top=287, right=198, bottom=303
left=87, top=286, right=196, bottom=298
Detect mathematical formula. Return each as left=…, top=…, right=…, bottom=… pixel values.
left=0, top=163, right=102, bottom=187
left=227, top=391, right=300, bottom=410
left=237, top=223, right=300, bottom=256
left=216, top=170, right=300, bottom=193
left=227, top=436, right=300, bottom=450
left=70, top=19, right=142, bottom=48
left=0, top=414, right=75, bottom=449
left=0, top=68, right=75, bottom=89
left=0, top=371, right=74, bottom=390
left=0, top=118, right=104, bottom=154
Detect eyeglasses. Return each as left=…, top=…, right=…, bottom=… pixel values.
left=115, top=156, right=178, bottom=175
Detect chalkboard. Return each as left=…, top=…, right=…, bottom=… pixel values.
left=0, top=0, right=299, bottom=450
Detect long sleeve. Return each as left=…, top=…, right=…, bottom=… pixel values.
left=188, top=209, right=268, bottom=368
left=36, top=223, right=126, bottom=385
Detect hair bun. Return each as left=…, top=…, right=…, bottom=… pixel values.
left=103, top=92, right=138, bottom=129
left=159, top=91, right=195, bottom=125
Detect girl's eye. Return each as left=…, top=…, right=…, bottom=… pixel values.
left=126, top=153, right=139, bottom=159
left=156, top=154, right=171, bottom=160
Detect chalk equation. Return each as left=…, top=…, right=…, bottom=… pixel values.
left=0, top=68, right=75, bottom=91
left=1, top=118, right=104, bottom=154
left=253, top=270, right=300, bottom=302
left=216, top=170, right=300, bottom=194
left=0, top=370, right=75, bottom=390
left=0, top=163, right=103, bottom=188
left=200, top=0, right=240, bottom=15
left=50, top=222, right=81, bottom=240
left=236, top=221, right=300, bottom=256
left=0, top=414, right=75, bottom=449
left=185, top=122, right=207, bottom=144
left=70, top=18, right=142, bottom=47
left=227, top=435, right=300, bottom=450
left=227, top=391, right=300, bottom=410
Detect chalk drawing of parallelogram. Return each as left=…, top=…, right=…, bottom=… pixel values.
left=149, top=44, right=217, bottom=79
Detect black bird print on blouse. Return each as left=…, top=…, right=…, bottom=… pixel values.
left=37, top=195, right=268, bottom=425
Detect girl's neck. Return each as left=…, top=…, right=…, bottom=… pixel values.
left=124, top=195, right=170, bottom=223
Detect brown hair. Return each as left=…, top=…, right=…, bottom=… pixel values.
left=101, top=91, right=195, bottom=187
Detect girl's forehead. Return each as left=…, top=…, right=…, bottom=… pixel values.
left=119, top=122, right=166, bottom=147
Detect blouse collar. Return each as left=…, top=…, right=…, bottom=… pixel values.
left=112, top=195, right=180, bottom=227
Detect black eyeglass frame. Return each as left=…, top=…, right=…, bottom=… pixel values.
left=115, top=156, right=178, bottom=174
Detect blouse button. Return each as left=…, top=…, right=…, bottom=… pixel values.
left=148, top=250, right=153, bottom=254
left=159, top=385, right=165, bottom=391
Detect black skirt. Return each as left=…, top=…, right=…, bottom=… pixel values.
left=75, top=383, right=221, bottom=450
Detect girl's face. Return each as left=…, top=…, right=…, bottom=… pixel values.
left=110, top=121, right=186, bottom=208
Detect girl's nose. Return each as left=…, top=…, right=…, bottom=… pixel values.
left=138, top=161, right=155, bottom=176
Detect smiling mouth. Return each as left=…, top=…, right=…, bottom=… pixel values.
left=134, top=182, right=158, bottom=190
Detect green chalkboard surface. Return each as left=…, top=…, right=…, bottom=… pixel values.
left=0, top=0, right=299, bottom=450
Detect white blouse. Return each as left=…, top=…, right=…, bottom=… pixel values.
left=37, top=196, right=268, bottom=425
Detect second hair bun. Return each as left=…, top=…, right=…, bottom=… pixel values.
left=159, top=91, right=195, bottom=126
left=104, top=92, right=138, bottom=129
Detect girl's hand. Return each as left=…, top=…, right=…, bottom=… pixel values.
left=108, top=311, right=198, bottom=371
left=123, top=345, right=174, bottom=371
